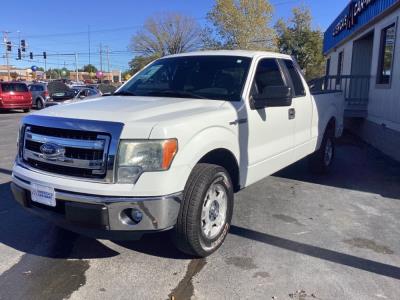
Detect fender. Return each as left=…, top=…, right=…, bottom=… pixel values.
left=315, top=102, right=338, bottom=150
left=171, top=126, right=240, bottom=190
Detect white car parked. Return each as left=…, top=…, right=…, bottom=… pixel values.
left=11, top=50, right=344, bottom=257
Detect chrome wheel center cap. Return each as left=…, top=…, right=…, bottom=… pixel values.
left=209, top=201, right=220, bottom=221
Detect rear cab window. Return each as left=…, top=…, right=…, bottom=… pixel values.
left=1, top=83, right=29, bottom=93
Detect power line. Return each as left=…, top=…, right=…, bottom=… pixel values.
left=16, top=1, right=301, bottom=39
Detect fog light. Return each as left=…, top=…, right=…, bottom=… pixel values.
left=130, top=209, right=143, bottom=224
left=121, top=208, right=143, bottom=225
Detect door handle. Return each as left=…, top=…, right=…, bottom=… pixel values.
left=288, top=108, right=296, bottom=120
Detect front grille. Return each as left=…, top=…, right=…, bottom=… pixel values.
left=25, top=140, right=104, bottom=161
left=22, top=125, right=111, bottom=180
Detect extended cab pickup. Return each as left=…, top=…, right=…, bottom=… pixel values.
left=11, top=51, right=344, bottom=257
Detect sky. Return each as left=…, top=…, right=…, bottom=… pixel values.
left=1, top=0, right=349, bottom=72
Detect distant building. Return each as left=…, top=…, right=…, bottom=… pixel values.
left=0, top=65, right=33, bottom=81
left=69, top=70, right=122, bottom=83
left=324, top=0, right=400, bottom=161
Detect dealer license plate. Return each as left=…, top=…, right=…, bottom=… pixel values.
left=31, top=183, right=56, bottom=207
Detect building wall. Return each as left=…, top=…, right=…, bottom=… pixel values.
left=368, top=9, right=400, bottom=132
left=326, top=7, right=400, bottom=161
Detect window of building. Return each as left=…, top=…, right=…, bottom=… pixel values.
left=325, top=58, right=331, bottom=77
left=337, top=51, right=344, bottom=81
left=282, top=59, right=306, bottom=97
left=377, top=23, right=396, bottom=85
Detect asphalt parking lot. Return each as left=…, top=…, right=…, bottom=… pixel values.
left=0, top=111, right=399, bottom=300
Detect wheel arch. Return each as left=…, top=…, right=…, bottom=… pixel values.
left=197, top=148, right=240, bottom=192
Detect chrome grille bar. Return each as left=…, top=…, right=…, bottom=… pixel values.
left=26, top=132, right=105, bottom=150
left=24, top=149, right=104, bottom=169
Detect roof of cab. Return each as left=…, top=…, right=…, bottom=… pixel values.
left=165, top=50, right=292, bottom=60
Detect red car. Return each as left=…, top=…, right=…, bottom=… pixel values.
left=0, top=82, right=32, bottom=112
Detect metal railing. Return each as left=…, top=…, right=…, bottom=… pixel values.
left=309, top=75, right=371, bottom=106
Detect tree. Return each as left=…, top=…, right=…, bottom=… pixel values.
left=81, top=64, right=97, bottom=73
left=276, top=6, right=325, bottom=80
left=45, top=68, right=70, bottom=79
left=128, top=55, right=157, bottom=75
left=130, top=13, right=203, bottom=58
left=206, top=0, right=276, bottom=50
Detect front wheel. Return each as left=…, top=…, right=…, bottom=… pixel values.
left=173, top=163, right=234, bottom=257
left=309, top=128, right=335, bottom=173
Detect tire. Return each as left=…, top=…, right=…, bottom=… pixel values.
left=309, top=127, right=335, bottom=174
left=36, top=98, right=44, bottom=110
left=173, top=163, right=234, bottom=257
left=23, top=108, right=30, bottom=113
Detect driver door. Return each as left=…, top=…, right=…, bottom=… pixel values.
left=245, top=57, right=295, bottom=185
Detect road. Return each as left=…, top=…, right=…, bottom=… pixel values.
left=0, top=110, right=399, bottom=300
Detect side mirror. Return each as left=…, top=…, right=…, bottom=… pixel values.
left=251, top=86, right=292, bottom=110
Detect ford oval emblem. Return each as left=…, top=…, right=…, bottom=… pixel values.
left=40, top=142, right=66, bottom=158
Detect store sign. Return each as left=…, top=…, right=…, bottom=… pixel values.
left=333, top=0, right=376, bottom=36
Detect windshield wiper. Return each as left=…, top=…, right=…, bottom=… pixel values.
left=147, top=90, right=207, bottom=99
left=113, top=90, right=137, bottom=96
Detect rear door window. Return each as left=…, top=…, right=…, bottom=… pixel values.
left=1, top=83, right=29, bottom=92
left=282, top=60, right=306, bottom=97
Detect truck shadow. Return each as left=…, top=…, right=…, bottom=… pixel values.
left=115, top=233, right=193, bottom=260
left=275, top=131, right=400, bottom=200
left=0, top=181, right=119, bottom=259
left=229, top=225, right=400, bottom=280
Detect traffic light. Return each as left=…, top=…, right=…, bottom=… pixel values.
left=21, top=40, right=26, bottom=52
left=29, top=52, right=33, bottom=60
left=17, top=48, right=21, bottom=60
left=6, top=41, right=11, bottom=51
left=43, top=51, right=47, bottom=59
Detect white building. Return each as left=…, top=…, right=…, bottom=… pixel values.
left=324, top=0, right=400, bottom=161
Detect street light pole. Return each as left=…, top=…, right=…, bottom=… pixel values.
left=75, top=53, right=79, bottom=82
left=2, top=31, right=11, bottom=81
left=106, top=46, right=110, bottom=82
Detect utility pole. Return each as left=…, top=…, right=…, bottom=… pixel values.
left=2, top=31, right=11, bottom=81
left=99, top=43, right=103, bottom=72
left=99, top=43, right=103, bottom=83
left=88, top=25, right=91, bottom=66
left=106, top=46, right=110, bottom=81
left=75, top=53, right=79, bottom=82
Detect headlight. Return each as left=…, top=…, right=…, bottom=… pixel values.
left=116, top=139, right=178, bottom=183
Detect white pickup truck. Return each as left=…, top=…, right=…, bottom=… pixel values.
left=11, top=51, right=343, bottom=257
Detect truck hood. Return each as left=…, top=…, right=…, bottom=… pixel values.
left=33, top=96, right=226, bottom=138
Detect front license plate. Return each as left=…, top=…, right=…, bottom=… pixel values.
left=31, top=183, right=56, bottom=207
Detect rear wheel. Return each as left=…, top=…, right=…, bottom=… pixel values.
left=173, top=163, right=234, bottom=257
left=309, top=127, right=335, bottom=173
left=36, top=98, right=44, bottom=110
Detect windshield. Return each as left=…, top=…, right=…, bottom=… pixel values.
left=117, top=55, right=252, bottom=101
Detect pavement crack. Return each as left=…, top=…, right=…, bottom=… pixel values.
left=168, top=258, right=206, bottom=300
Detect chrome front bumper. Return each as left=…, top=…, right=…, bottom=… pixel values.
left=11, top=176, right=182, bottom=240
